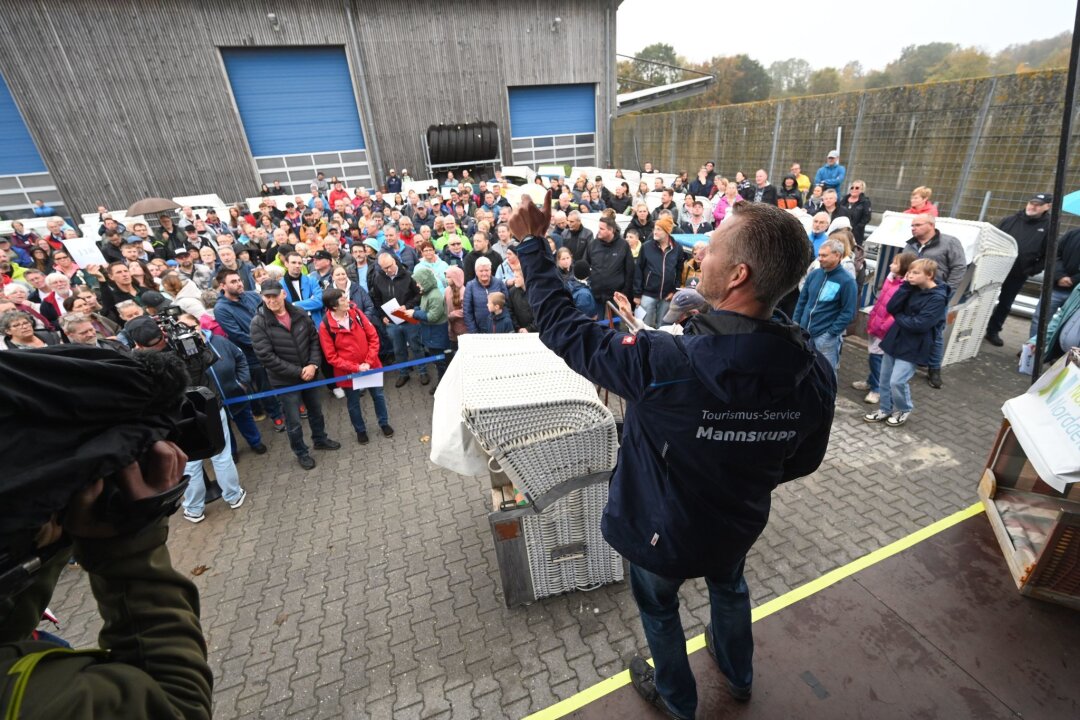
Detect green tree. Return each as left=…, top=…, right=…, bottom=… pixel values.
left=863, top=69, right=895, bottom=89
left=633, top=43, right=681, bottom=87
left=885, top=42, right=959, bottom=84
left=808, top=68, right=842, bottom=94
left=839, top=61, right=864, bottom=92
left=926, top=47, right=991, bottom=81
left=991, top=31, right=1072, bottom=73
left=731, top=55, right=771, bottom=103
left=767, top=58, right=812, bottom=96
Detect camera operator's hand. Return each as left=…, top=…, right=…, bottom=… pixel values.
left=508, top=190, right=552, bottom=241
left=63, top=440, right=188, bottom=538
left=300, top=364, right=318, bottom=381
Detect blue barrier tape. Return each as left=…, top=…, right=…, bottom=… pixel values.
left=222, top=354, right=445, bottom=405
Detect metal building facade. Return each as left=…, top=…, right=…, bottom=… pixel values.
left=0, top=0, right=618, bottom=217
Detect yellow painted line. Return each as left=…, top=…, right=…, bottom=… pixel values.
left=522, top=502, right=985, bottom=720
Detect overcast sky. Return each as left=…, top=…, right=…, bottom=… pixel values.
left=617, top=0, right=1075, bottom=71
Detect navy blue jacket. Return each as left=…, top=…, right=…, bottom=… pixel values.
left=214, top=291, right=263, bottom=362
left=517, top=235, right=837, bottom=579
left=203, top=331, right=251, bottom=399
left=881, top=282, right=952, bottom=365
left=634, top=240, right=684, bottom=300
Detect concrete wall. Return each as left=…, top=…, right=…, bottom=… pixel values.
left=0, top=0, right=615, bottom=217
left=613, top=71, right=1080, bottom=227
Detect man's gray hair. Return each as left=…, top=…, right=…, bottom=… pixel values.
left=265, top=265, right=285, bottom=280
left=59, top=312, right=92, bottom=334
left=114, top=300, right=139, bottom=315
left=821, top=239, right=846, bottom=256
left=916, top=212, right=936, bottom=226
left=568, top=210, right=581, bottom=220
left=474, top=257, right=492, bottom=270
left=46, top=272, right=68, bottom=286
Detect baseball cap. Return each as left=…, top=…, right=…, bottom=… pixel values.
left=124, top=235, right=143, bottom=244
left=174, top=247, right=191, bottom=256
left=0, top=237, right=10, bottom=244
left=124, top=315, right=164, bottom=347
left=827, top=150, right=839, bottom=159
left=313, top=250, right=333, bottom=261
left=1029, top=193, right=1052, bottom=205
left=662, top=289, right=708, bottom=324
left=141, top=290, right=169, bottom=309
left=259, top=279, right=282, bottom=295
left=184, top=225, right=198, bottom=232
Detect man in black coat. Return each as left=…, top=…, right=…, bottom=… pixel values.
left=561, top=211, right=594, bottom=263
left=747, top=170, right=778, bottom=206
left=585, top=216, right=635, bottom=311
left=249, top=280, right=340, bottom=470
left=985, top=193, right=1052, bottom=346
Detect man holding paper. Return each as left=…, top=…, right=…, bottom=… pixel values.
left=369, top=252, right=428, bottom=388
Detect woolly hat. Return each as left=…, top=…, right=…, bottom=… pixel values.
left=654, top=215, right=674, bottom=236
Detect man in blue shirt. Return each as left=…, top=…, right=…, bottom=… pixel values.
left=32, top=199, right=56, bottom=217
left=793, top=239, right=858, bottom=375
left=813, top=150, right=846, bottom=195
left=511, top=194, right=836, bottom=720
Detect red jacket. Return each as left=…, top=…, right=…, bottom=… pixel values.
left=318, top=304, right=382, bottom=388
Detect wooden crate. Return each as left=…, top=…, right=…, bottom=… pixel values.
left=978, top=421, right=1080, bottom=610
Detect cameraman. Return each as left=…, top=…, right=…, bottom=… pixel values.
left=1, top=347, right=212, bottom=719
left=125, top=315, right=249, bottom=523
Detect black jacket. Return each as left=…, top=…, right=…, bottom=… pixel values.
left=627, top=215, right=655, bottom=244
left=1054, top=228, right=1080, bottom=287
left=367, top=266, right=421, bottom=319
left=249, top=302, right=322, bottom=387
left=635, top=240, right=685, bottom=299
left=998, top=210, right=1051, bottom=277
left=463, top=249, right=502, bottom=283
left=840, top=194, right=872, bottom=245
left=776, top=176, right=803, bottom=210
left=507, top=285, right=536, bottom=332
left=585, top=235, right=636, bottom=301
left=747, top=184, right=778, bottom=206
left=608, top=194, right=632, bottom=214
left=561, top=226, right=594, bottom=263
left=651, top=201, right=680, bottom=222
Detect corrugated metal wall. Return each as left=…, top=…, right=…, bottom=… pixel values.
left=0, top=0, right=615, bottom=217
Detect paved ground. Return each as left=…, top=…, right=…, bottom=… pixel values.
left=45, top=316, right=1035, bottom=719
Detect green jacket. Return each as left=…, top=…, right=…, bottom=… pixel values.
left=0, top=520, right=212, bottom=719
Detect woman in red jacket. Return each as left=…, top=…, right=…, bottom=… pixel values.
left=319, top=288, right=393, bottom=444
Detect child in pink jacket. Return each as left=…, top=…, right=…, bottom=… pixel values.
left=853, top=252, right=916, bottom=403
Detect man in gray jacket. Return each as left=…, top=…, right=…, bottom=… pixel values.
left=904, top=214, right=967, bottom=389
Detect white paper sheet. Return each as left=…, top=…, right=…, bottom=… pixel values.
left=352, top=371, right=384, bottom=390
left=380, top=298, right=405, bottom=324
left=63, top=237, right=107, bottom=269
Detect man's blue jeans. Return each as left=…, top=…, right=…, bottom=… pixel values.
left=867, top=352, right=882, bottom=392
left=640, top=296, right=670, bottom=328
left=344, top=387, right=389, bottom=433
left=279, top=388, right=328, bottom=457
left=629, top=561, right=753, bottom=720
left=385, top=322, right=427, bottom=378
left=812, top=332, right=842, bottom=375
left=249, top=362, right=282, bottom=420
left=227, top=401, right=262, bottom=448
left=183, top=408, right=244, bottom=516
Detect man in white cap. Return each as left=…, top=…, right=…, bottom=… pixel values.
left=813, top=151, right=846, bottom=196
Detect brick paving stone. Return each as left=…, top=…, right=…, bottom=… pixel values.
left=38, top=316, right=1033, bottom=717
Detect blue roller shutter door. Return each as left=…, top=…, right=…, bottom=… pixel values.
left=508, top=84, right=596, bottom=169
left=0, top=73, right=64, bottom=218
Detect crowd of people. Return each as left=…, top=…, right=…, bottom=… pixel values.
left=0, top=150, right=1073, bottom=495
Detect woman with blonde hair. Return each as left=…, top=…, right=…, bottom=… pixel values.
left=904, top=186, right=938, bottom=216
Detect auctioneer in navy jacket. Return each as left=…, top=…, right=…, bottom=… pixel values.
left=516, top=235, right=837, bottom=579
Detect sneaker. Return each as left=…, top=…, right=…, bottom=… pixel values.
left=273, top=417, right=286, bottom=433
left=252, top=412, right=267, bottom=421
left=356, top=431, right=369, bottom=444
left=298, top=454, right=316, bottom=470
left=984, top=332, right=1004, bottom=347
left=380, top=424, right=395, bottom=437
left=927, top=369, right=942, bottom=389
left=395, top=375, right=410, bottom=388
left=704, top=624, right=753, bottom=702
left=299, top=405, right=308, bottom=419
left=251, top=443, right=268, bottom=455
left=419, top=374, right=431, bottom=386
left=333, top=388, right=346, bottom=399
left=227, top=489, right=247, bottom=509
left=183, top=510, right=205, bottom=524
left=851, top=380, right=871, bottom=391
left=313, top=439, right=341, bottom=450
left=863, top=410, right=890, bottom=423
left=628, top=656, right=686, bottom=719
left=864, top=391, right=880, bottom=404
left=886, top=411, right=911, bottom=427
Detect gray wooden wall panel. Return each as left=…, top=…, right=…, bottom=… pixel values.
left=0, top=0, right=614, bottom=218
